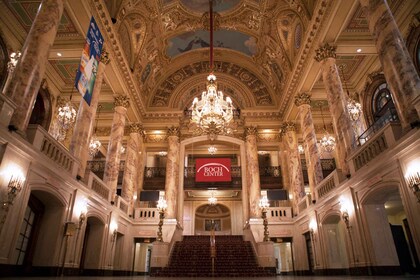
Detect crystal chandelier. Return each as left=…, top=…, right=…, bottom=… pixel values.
left=88, top=105, right=102, bottom=157
left=56, top=91, right=77, bottom=141
left=191, top=0, right=234, bottom=139
left=208, top=191, right=217, bottom=206
left=7, top=51, right=21, bottom=72
left=208, top=145, right=217, bottom=155
left=339, top=64, right=362, bottom=121
left=319, top=103, right=336, bottom=153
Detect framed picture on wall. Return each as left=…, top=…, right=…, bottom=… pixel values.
left=205, top=219, right=221, bottom=231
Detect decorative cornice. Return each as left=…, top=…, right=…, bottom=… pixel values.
left=244, top=126, right=258, bottom=137
left=279, top=0, right=329, bottom=117
left=114, top=95, right=130, bottom=108
left=294, top=92, right=311, bottom=107
left=167, top=126, right=180, bottom=137
left=314, top=43, right=337, bottom=62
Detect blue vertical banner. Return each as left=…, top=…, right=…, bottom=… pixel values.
left=75, top=16, right=104, bottom=106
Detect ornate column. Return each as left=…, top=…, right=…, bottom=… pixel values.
left=121, top=123, right=143, bottom=203
left=315, top=43, right=355, bottom=176
left=278, top=141, right=291, bottom=193
left=165, top=126, right=180, bottom=219
left=244, top=126, right=261, bottom=218
left=103, top=95, right=130, bottom=198
left=135, top=129, right=146, bottom=204
left=5, top=0, right=64, bottom=134
left=361, top=0, right=420, bottom=128
left=69, top=50, right=110, bottom=178
left=295, top=92, right=323, bottom=200
left=281, top=122, right=304, bottom=213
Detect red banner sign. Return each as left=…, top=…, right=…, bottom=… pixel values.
left=195, top=158, right=231, bottom=182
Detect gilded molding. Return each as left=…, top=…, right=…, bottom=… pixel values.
left=314, top=43, right=337, bottom=62
left=294, top=92, right=311, bottom=107
left=114, top=95, right=130, bottom=108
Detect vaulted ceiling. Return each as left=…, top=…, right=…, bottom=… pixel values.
left=0, top=0, right=418, bottom=140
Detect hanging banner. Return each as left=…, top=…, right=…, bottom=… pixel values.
left=196, top=158, right=231, bottom=182
left=75, top=16, right=104, bottom=106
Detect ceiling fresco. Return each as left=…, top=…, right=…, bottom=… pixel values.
left=180, top=0, right=241, bottom=13
left=167, top=30, right=257, bottom=58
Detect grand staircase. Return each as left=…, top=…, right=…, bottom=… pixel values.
left=152, top=235, right=276, bottom=277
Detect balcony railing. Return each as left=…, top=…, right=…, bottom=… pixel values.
left=26, top=124, right=79, bottom=177
left=357, top=107, right=399, bottom=146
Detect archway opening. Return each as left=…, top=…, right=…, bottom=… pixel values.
left=322, top=214, right=349, bottom=270
left=195, top=204, right=231, bottom=235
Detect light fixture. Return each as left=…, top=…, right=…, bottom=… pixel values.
left=356, top=48, right=362, bottom=53
left=158, top=151, right=167, bottom=156
left=120, top=145, right=125, bottom=155
left=259, top=195, right=270, bottom=242
left=190, top=0, right=234, bottom=140
left=339, top=64, right=362, bottom=122
left=7, top=51, right=21, bottom=72
left=56, top=93, right=77, bottom=140
left=298, top=144, right=304, bottom=154
left=318, top=103, right=336, bottom=153
left=57, top=52, right=62, bottom=57
left=78, top=202, right=87, bottom=229
left=156, top=197, right=167, bottom=242
left=1, top=164, right=25, bottom=209
left=208, top=191, right=218, bottom=206
left=110, top=221, right=118, bottom=243
left=88, top=105, right=102, bottom=157
left=405, top=163, right=420, bottom=202
left=339, top=196, right=357, bottom=264
left=208, top=145, right=217, bottom=155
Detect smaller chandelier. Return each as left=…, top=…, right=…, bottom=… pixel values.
left=319, top=134, right=336, bottom=153
left=7, top=51, right=21, bottom=72
left=57, top=100, right=77, bottom=131
left=298, top=144, right=304, bottom=154
left=319, top=102, right=336, bottom=153
left=208, top=145, right=217, bottom=155
left=159, top=151, right=168, bottom=156
left=88, top=134, right=101, bottom=157
left=347, top=99, right=362, bottom=122
left=208, top=191, right=217, bottom=206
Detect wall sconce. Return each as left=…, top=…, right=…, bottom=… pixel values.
left=405, top=163, right=420, bottom=202
left=339, top=196, right=357, bottom=264
left=110, top=221, right=118, bottom=243
left=259, top=195, right=270, bottom=242
left=309, top=219, right=317, bottom=242
left=156, top=197, right=167, bottom=242
left=78, top=205, right=87, bottom=229
left=2, top=164, right=25, bottom=209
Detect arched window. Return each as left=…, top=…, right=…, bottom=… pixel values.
left=372, top=82, right=393, bottom=120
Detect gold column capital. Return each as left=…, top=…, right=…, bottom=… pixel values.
left=314, top=43, right=337, bottom=62
left=294, top=92, right=312, bottom=107
left=244, top=126, right=258, bottom=137
left=100, top=48, right=110, bottom=65
left=167, top=126, right=180, bottom=137
left=280, top=122, right=296, bottom=136
left=114, top=94, right=130, bottom=108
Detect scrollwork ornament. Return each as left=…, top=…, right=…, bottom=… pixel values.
left=294, top=92, right=311, bottom=107
left=314, top=43, right=337, bottom=62
left=100, top=48, right=110, bottom=65
left=129, top=123, right=143, bottom=134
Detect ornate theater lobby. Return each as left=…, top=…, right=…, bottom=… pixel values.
left=0, top=0, right=420, bottom=278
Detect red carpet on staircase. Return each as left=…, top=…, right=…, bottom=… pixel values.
left=152, top=235, right=276, bottom=277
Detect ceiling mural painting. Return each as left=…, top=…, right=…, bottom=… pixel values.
left=180, top=0, right=241, bottom=13
left=167, top=30, right=258, bottom=58
left=150, top=60, right=274, bottom=108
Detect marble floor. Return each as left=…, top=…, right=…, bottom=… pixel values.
left=1, top=276, right=420, bottom=280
